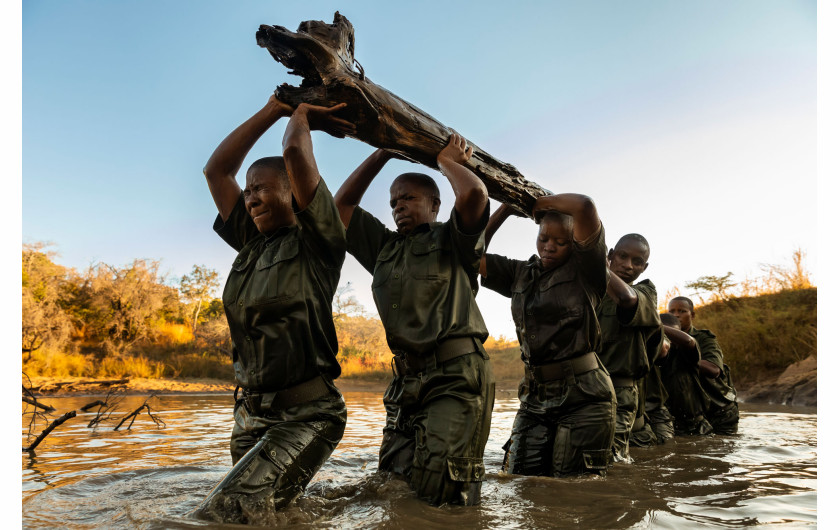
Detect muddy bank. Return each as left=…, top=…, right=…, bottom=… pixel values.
left=737, top=355, right=817, bottom=407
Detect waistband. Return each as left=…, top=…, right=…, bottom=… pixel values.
left=237, top=374, right=332, bottom=414
left=526, top=351, right=600, bottom=384
left=610, top=376, right=636, bottom=388
left=392, top=336, right=483, bottom=377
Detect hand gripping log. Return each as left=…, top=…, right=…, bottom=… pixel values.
left=256, top=12, right=551, bottom=217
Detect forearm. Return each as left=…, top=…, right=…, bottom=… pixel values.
left=335, top=149, right=391, bottom=227
left=533, top=193, right=600, bottom=242
left=699, top=359, right=721, bottom=378
left=204, top=98, right=290, bottom=217
left=485, top=204, right=515, bottom=251
left=663, top=326, right=696, bottom=349
left=282, top=109, right=320, bottom=209
left=437, top=158, right=488, bottom=233
left=606, top=271, right=638, bottom=309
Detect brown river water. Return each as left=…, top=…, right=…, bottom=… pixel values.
left=22, top=391, right=816, bottom=528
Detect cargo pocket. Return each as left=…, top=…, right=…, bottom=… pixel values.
left=447, top=456, right=485, bottom=483
left=581, top=449, right=611, bottom=473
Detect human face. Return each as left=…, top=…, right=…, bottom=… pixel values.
left=389, top=178, right=439, bottom=234
left=243, top=167, right=294, bottom=235
left=608, top=239, right=650, bottom=284
left=536, top=218, right=573, bottom=271
left=668, top=299, right=694, bottom=332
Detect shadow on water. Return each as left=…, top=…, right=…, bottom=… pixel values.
left=22, top=393, right=816, bottom=529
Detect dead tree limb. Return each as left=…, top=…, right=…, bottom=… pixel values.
left=113, top=394, right=165, bottom=431
left=23, top=411, right=76, bottom=453
left=256, top=12, right=551, bottom=216
left=22, top=394, right=56, bottom=413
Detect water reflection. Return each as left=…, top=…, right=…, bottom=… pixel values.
left=23, top=393, right=816, bottom=528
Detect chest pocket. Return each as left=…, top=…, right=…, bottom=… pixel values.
left=409, top=235, right=451, bottom=281
left=372, top=243, right=401, bottom=288
left=510, top=274, right=532, bottom=328
left=222, top=243, right=261, bottom=307
left=251, top=238, right=302, bottom=304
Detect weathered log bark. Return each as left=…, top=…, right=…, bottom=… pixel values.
left=256, top=12, right=550, bottom=216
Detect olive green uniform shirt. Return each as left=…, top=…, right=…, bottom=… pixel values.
left=346, top=205, right=489, bottom=355
left=688, top=326, right=737, bottom=407
left=214, top=178, right=345, bottom=391
left=482, top=224, right=608, bottom=365
left=596, top=279, right=662, bottom=380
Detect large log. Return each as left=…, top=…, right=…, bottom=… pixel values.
left=256, top=12, right=550, bottom=216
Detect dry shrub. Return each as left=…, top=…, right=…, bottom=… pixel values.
left=155, top=322, right=194, bottom=345
left=23, top=347, right=92, bottom=378
left=96, top=355, right=166, bottom=379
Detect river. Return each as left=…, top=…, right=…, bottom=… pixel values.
left=22, top=391, right=816, bottom=528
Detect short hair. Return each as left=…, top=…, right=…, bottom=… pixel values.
left=248, top=156, right=290, bottom=191
left=534, top=210, right=574, bottom=234
left=660, top=313, right=680, bottom=327
left=616, top=233, right=650, bottom=254
left=393, top=172, right=440, bottom=200
left=669, top=296, right=695, bottom=311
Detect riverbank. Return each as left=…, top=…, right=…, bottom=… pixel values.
left=25, top=375, right=525, bottom=397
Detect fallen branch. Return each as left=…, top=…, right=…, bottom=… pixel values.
left=113, top=394, right=165, bottom=431
left=256, top=12, right=551, bottom=216
left=21, top=398, right=107, bottom=453
left=23, top=411, right=76, bottom=453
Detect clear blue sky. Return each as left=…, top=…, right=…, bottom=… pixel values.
left=21, top=0, right=817, bottom=338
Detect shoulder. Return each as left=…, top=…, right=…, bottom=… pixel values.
left=692, top=328, right=718, bottom=340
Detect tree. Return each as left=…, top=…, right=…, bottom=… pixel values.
left=179, top=265, right=221, bottom=331
left=760, top=248, right=813, bottom=292
left=685, top=272, right=736, bottom=303
left=21, top=243, right=75, bottom=361
left=79, top=259, right=178, bottom=354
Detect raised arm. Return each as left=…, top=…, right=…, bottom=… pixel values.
left=479, top=203, right=518, bottom=277
left=532, top=193, right=600, bottom=243
left=436, top=133, right=489, bottom=234
left=606, top=269, right=639, bottom=309
left=334, top=148, right=396, bottom=228
left=662, top=325, right=697, bottom=350
left=282, top=103, right=356, bottom=210
left=204, top=95, right=293, bottom=221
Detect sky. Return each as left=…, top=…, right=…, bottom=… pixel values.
left=19, top=1, right=817, bottom=341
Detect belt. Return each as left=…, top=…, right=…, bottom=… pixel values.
left=610, top=376, right=635, bottom=388
left=527, top=351, right=600, bottom=384
left=238, top=375, right=331, bottom=414
left=392, top=336, right=481, bottom=377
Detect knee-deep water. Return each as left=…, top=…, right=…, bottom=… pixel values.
left=22, top=391, right=816, bottom=528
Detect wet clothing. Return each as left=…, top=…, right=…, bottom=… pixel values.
left=347, top=204, right=494, bottom=505
left=199, top=179, right=347, bottom=520
left=483, top=224, right=616, bottom=476
left=689, top=326, right=739, bottom=434
left=195, top=385, right=347, bottom=523
left=347, top=206, right=489, bottom=355
left=215, top=178, right=344, bottom=391
left=596, top=279, right=662, bottom=461
left=660, top=340, right=714, bottom=435
left=379, top=350, right=494, bottom=505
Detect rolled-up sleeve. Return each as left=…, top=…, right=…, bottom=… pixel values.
left=481, top=253, right=521, bottom=298
left=346, top=206, right=392, bottom=275
left=295, top=178, right=347, bottom=269
left=213, top=193, right=260, bottom=252
left=449, top=204, right=490, bottom=274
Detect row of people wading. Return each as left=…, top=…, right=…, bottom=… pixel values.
left=192, top=95, right=739, bottom=523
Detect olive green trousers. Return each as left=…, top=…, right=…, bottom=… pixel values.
left=379, top=351, right=494, bottom=506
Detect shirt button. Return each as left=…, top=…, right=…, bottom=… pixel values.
left=249, top=370, right=255, bottom=375
left=530, top=335, right=536, bottom=340
left=238, top=301, right=244, bottom=306
left=527, top=311, right=532, bottom=316
left=394, top=273, right=400, bottom=279
left=392, top=304, right=398, bottom=309
left=245, top=336, right=251, bottom=341
left=430, top=244, right=436, bottom=249
left=235, top=258, right=241, bottom=263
